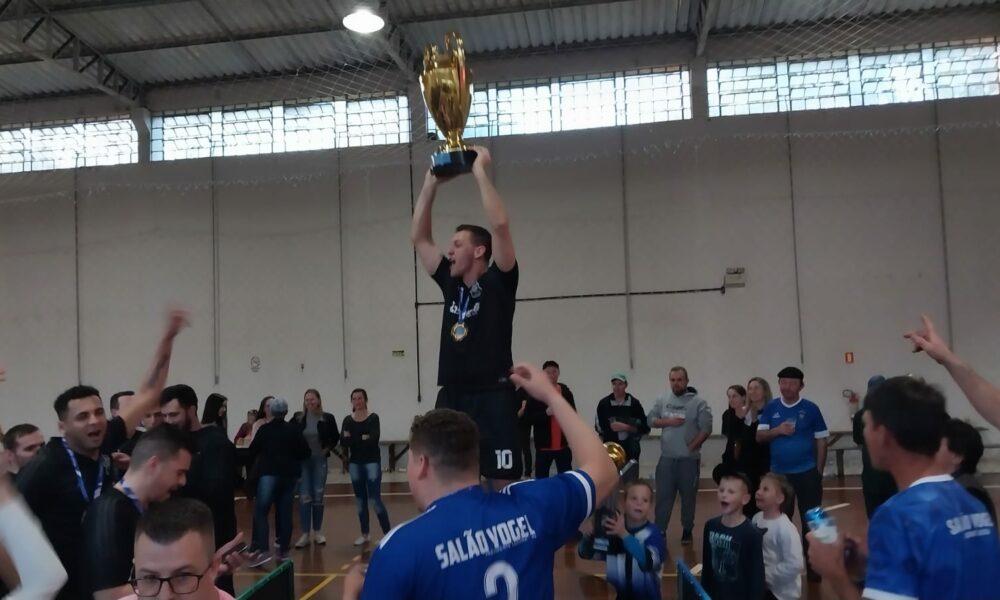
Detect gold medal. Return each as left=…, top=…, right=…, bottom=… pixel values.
left=450, top=322, right=469, bottom=342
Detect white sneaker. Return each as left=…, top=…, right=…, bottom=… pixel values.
left=353, top=534, right=370, bottom=546
left=294, top=533, right=310, bottom=549
left=314, top=532, right=327, bottom=545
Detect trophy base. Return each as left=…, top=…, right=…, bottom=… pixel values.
left=431, top=148, right=478, bottom=177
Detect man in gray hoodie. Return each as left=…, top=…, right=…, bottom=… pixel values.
left=647, top=366, right=712, bottom=544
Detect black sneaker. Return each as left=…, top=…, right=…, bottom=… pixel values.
left=681, top=529, right=693, bottom=545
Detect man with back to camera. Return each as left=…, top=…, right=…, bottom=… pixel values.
left=341, top=361, right=619, bottom=600
left=411, top=145, right=522, bottom=487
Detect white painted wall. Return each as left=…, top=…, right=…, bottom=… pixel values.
left=1, top=96, right=998, bottom=463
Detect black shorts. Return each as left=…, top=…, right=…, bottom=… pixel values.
left=436, top=383, right=523, bottom=480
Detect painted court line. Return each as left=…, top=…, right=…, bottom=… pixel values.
left=299, top=574, right=337, bottom=600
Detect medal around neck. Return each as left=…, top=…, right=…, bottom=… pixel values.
left=421, top=32, right=478, bottom=177
left=450, top=322, right=469, bottom=342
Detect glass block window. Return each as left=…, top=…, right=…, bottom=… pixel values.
left=708, top=38, right=999, bottom=116
left=82, top=119, right=138, bottom=167
left=342, top=95, right=410, bottom=147
left=788, top=56, right=852, bottom=111
left=152, top=113, right=212, bottom=161
left=559, top=76, right=617, bottom=131
left=0, top=128, right=30, bottom=174
left=858, top=50, right=928, bottom=105
left=425, top=66, right=691, bottom=140
left=283, top=102, right=337, bottom=152
left=220, top=107, right=275, bottom=157
left=929, top=42, right=1000, bottom=100
left=708, top=62, right=780, bottom=116
left=622, top=69, right=691, bottom=125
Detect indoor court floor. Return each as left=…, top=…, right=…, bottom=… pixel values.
left=232, top=475, right=1000, bottom=600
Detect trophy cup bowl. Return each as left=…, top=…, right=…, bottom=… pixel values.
left=604, top=442, right=627, bottom=471
left=420, top=32, right=478, bottom=177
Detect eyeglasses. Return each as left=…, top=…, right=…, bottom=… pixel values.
left=129, top=564, right=212, bottom=597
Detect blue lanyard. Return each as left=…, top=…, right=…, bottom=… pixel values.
left=119, top=482, right=143, bottom=514
left=61, top=438, right=103, bottom=503
left=457, top=287, right=471, bottom=323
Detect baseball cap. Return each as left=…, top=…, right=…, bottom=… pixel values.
left=610, top=373, right=628, bottom=384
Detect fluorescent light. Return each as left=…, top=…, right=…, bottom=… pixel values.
left=343, top=9, right=385, bottom=33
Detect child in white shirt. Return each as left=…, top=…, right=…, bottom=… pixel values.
left=752, top=472, right=803, bottom=600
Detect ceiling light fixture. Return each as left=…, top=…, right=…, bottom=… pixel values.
left=343, top=8, right=385, bottom=34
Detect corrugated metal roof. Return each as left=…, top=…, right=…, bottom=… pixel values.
left=0, top=60, right=93, bottom=97
left=404, top=0, right=693, bottom=54
left=55, top=3, right=221, bottom=49
left=711, top=0, right=998, bottom=30
left=110, top=43, right=257, bottom=83
left=0, top=0, right=995, bottom=100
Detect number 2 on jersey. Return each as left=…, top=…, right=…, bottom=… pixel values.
left=484, top=560, right=518, bottom=599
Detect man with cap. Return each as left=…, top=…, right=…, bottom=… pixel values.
left=595, top=373, right=649, bottom=476
left=853, top=375, right=896, bottom=517
left=756, top=366, right=829, bottom=581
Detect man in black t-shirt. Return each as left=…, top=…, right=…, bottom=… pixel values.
left=411, top=145, right=521, bottom=485
left=82, top=425, right=193, bottom=600
left=16, top=310, right=187, bottom=600
left=161, top=383, right=239, bottom=594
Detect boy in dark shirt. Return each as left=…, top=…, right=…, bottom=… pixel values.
left=701, top=472, right=765, bottom=600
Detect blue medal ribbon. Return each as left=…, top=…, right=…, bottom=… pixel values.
left=119, top=481, right=144, bottom=514
left=61, top=438, right=103, bottom=504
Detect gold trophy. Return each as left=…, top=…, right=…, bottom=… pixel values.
left=420, top=32, right=478, bottom=176
left=591, top=442, right=637, bottom=553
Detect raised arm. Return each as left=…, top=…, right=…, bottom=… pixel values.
left=906, top=314, right=1000, bottom=429
left=510, top=363, right=618, bottom=504
left=119, top=309, right=189, bottom=436
left=410, top=169, right=445, bottom=274
left=470, top=146, right=515, bottom=272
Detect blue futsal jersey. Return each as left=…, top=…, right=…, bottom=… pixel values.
left=360, top=470, right=596, bottom=600
left=864, top=475, right=1000, bottom=600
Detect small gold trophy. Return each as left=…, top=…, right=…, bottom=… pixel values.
left=591, top=442, right=636, bottom=553
left=420, top=32, right=478, bottom=176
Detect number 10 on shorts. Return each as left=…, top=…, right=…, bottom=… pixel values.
left=495, top=449, right=513, bottom=470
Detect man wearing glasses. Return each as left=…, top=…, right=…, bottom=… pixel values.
left=125, top=497, right=239, bottom=600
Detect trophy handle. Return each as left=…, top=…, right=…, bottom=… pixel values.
left=445, top=32, right=465, bottom=73
left=423, top=44, right=439, bottom=72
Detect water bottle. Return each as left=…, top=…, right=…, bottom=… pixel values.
left=805, top=507, right=838, bottom=544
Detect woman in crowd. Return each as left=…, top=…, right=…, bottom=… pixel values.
left=740, top=376, right=773, bottom=516
left=234, top=410, right=257, bottom=446
left=341, top=388, right=391, bottom=546
left=201, top=393, right=228, bottom=431
left=292, top=389, right=339, bottom=548
left=249, top=396, right=273, bottom=443
left=717, top=384, right=749, bottom=477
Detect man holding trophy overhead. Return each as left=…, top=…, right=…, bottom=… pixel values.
left=411, top=33, right=522, bottom=486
